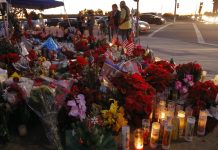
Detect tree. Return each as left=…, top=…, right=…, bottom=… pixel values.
left=213, top=0, right=218, bottom=13
left=29, top=11, right=39, bottom=20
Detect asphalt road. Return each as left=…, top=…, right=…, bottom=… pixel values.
left=139, top=22, right=218, bottom=78
left=145, top=22, right=218, bottom=46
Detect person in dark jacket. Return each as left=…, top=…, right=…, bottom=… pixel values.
left=77, top=12, right=85, bottom=35
left=108, top=4, right=120, bottom=41
left=87, top=10, right=95, bottom=37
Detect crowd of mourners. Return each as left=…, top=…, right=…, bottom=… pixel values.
left=22, top=1, right=133, bottom=43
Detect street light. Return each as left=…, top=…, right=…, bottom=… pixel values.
left=174, top=0, right=177, bottom=22
left=134, top=0, right=139, bottom=42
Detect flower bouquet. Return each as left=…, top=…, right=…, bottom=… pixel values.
left=28, top=85, right=66, bottom=150
left=188, top=81, right=218, bottom=116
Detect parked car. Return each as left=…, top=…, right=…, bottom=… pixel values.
left=97, top=17, right=150, bottom=33
left=133, top=19, right=150, bottom=33
left=46, top=18, right=62, bottom=27
left=140, top=14, right=166, bottom=25
left=58, top=18, right=78, bottom=29
left=20, top=20, right=43, bottom=30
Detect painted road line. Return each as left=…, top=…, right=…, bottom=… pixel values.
left=192, top=23, right=205, bottom=44
left=148, top=23, right=173, bottom=38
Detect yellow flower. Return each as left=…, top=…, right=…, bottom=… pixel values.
left=11, top=72, right=21, bottom=79
left=113, top=113, right=128, bottom=132
left=101, top=99, right=128, bottom=132
left=109, top=100, right=118, bottom=115
left=38, top=57, right=46, bottom=62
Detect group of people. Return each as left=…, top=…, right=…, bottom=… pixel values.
left=77, top=10, right=95, bottom=37
left=108, top=1, right=132, bottom=41
left=76, top=1, right=132, bottom=41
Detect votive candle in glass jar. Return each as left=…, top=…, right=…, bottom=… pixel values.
left=134, top=129, right=144, bottom=150
left=150, top=122, right=160, bottom=149
left=197, top=110, right=208, bottom=136
left=171, top=117, right=179, bottom=140
left=201, top=71, right=207, bottom=82
left=162, top=125, right=173, bottom=150
left=175, top=104, right=183, bottom=116
left=167, top=101, right=176, bottom=114
left=177, top=110, right=185, bottom=137
left=142, top=119, right=150, bottom=145
left=159, top=107, right=166, bottom=122
left=121, top=126, right=130, bottom=150
left=166, top=110, right=174, bottom=125
left=185, top=106, right=193, bottom=118
left=156, top=100, right=166, bottom=121
left=184, top=116, right=196, bottom=142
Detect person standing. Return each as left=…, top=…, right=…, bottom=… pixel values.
left=119, top=1, right=131, bottom=41
left=108, top=4, right=120, bottom=41
left=77, top=12, right=85, bottom=35
left=87, top=10, right=95, bottom=37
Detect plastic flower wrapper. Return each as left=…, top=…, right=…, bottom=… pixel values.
left=65, top=122, right=117, bottom=150
left=28, top=85, right=64, bottom=150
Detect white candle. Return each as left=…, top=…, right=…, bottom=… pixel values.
left=185, top=116, right=196, bottom=142
left=121, top=126, right=130, bottom=150
left=201, top=71, right=207, bottom=82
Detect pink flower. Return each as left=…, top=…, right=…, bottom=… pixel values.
left=175, top=81, right=182, bottom=90
left=183, top=78, right=188, bottom=83
left=186, top=74, right=193, bottom=81
left=67, top=94, right=86, bottom=121
left=181, top=86, right=188, bottom=94
left=67, top=100, right=79, bottom=117
left=188, top=81, right=194, bottom=87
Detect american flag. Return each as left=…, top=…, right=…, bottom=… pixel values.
left=122, top=39, right=129, bottom=47
left=124, top=42, right=134, bottom=56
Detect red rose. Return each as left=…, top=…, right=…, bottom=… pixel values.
left=77, top=56, right=88, bottom=66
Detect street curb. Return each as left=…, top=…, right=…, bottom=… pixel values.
left=197, top=42, right=218, bottom=48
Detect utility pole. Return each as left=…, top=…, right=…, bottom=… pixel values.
left=134, top=0, right=139, bottom=43
left=174, top=0, right=177, bottom=22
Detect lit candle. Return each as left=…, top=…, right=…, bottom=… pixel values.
left=185, top=116, right=196, bottom=142
left=167, top=101, right=175, bottom=114
left=162, top=125, right=173, bottom=150
left=175, top=104, right=183, bottom=116
left=159, top=107, right=166, bottom=121
left=121, top=126, right=130, bottom=150
left=166, top=110, right=174, bottom=126
left=197, top=110, right=207, bottom=136
left=134, top=129, right=144, bottom=150
left=156, top=100, right=166, bottom=120
left=150, top=122, right=160, bottom=149
left=201, top=71, right=207, bottom=82
left=142, top=119, right=150, bottom=145
left=159, top=108, right=166, bottom=138
left=171, top=117, right=179, bottom=140
left=177, top=110, right=185, bottom=137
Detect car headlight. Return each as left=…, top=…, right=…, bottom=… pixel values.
left=35, top=24, right=40, bottom=28
left=139, top=24, right=146, bottom=28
